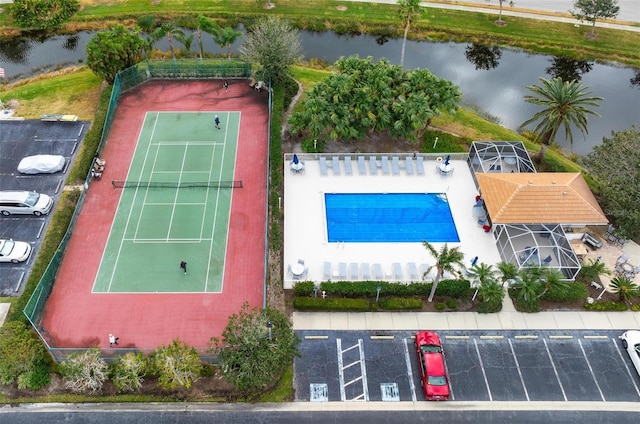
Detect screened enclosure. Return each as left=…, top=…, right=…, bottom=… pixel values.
left=494, top=223, right=581, bottom=280
left=468, top=141, right=536, bottom=187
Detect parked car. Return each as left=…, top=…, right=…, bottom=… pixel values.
left=0, top=191, right=54, bottom=216
left=414, top=331, right=450, bottom=400
left=621, top=330, right=640, bottom=378
left=17, top=154, right=66, bottom=174
left=0, top=239, right=32, bottom=263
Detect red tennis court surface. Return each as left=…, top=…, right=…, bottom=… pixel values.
left=40, top=80, right=268, bottom=350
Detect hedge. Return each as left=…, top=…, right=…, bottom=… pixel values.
left=292, top=297, right=370, bottom=311
left=378, top=297, right=423, bottom=311
left=291, top=279, right=471, bottom=299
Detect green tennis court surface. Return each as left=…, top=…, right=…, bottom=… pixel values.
left=93, top=111, right=240, bottom=293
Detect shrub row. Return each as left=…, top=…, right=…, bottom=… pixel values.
left=583, top=301, right=629, bottom=311
left=293, top=297, right=370, bottom=311
left=378, top=297, right=423, bottom=311
left=292, top=279, right=471, bottom=299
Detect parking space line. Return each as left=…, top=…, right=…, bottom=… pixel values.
left=358, top=339, right=370, bottom=402
left=480, top=335, right=504, bottom=339
left=337, top=339, right=346, bottom=401
left=403, top=338, right=417, bottom=402
left=583, top=335, right=608, bottom=339
left=336, top=338, right=369, bottom=402
left=304, top=335, right=328, bottom=340
left=549, top=335, right=573, bottom=339
left=578, top=339, right=606, bottom=401
left=445, top=335, right=469, bottom=339
left=14, top=272, right=25, bottom=293
left=473, top=339, right=493, bottom=401
left=370, top=335, right=394, bottom=340
left=543, top=339, right=567, bottom=401
left=37, top=221, right=45, bottom=238
left=514, top=335, right=538, bottom=339
left=611, top=337, right=640, bottom=398
left=55, top=180, right=63, bottom=194
left=508, top=339, right=530, bottom=401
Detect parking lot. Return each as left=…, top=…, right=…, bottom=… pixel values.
left=0, top=120, right=89, bottom=296
left=294, top=330, right=640, bottom=402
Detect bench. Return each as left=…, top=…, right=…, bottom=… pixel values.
left=582, top=232, right=603, bottom=250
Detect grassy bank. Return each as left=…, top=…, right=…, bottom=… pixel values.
left=0, top=1, right=639, bottom=66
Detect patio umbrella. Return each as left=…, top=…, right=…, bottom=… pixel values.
left=293, top=154, right=299, bottom=164
left=444, top=155, right=450, bottom=165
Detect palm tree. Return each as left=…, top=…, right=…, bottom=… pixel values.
left=150, top=23, right=185, bottom=62
left=610, top=276, right=640, bottom=303
left=213, top=26, right=243, bottom=60
left=477, top=279, right=505, bottom=313
left=577, top=258, right=610, bottom=283
left=467, top=262, right=497, bottom=285
left=397, top=0, right=421, bottom=69
left=195, top=15, right=220, bottom=61
left=422, top=242, right=465, bottom=302
left=174, top=32, right=194, bottom=58
left=519, top=77, right=603, bottom=162
left=497, top=261, right=518, bottom=284
left=511, top=267, right=545, bottom=309
left=540, top=268, right=570, bottom=298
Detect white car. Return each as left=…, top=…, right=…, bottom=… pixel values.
left=17, top=155, right=66, bottom=174
left=621, top=330, right=640, bottom=378
left=0, top=239, right=32, bottom=263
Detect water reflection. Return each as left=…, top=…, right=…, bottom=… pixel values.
left=0, top=37, right=32, bottom=64
left=545, top=56, right=593, bottom=82
left=464, top=43, right=502, bottom=70
left=63, top=35, right=80, bottom=51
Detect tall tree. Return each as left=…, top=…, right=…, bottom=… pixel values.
left=213, top=26, right=243, bottom=60
left=486, top=0, right=514, bottom=24
left=519, top=77, right=603, bottom=162
left=239, top=16, right=303, bottom=83
left=150, top=23, right=185, bottom=62
left=10, top=0, right=80, bottom=30
left=86, top=25, right=147, bottom=84
left=397, top=0, right=421, bottom=69
left=582, top=128, right=640, bottom=239
left=209, top=302, right=300, bottom=397
left=196, top=15, right=220, bottom=61
left=174, top=32, right=194, bottom=58
left=571, top=0, right=620, bottom=37
left=422, top=242, right=465, bottom=302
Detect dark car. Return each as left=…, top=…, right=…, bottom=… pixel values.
left=415, top=331, right=450, bottom=400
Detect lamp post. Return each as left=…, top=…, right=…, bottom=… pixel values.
left=266, top=321, right=272, bottom=341
left=376, top=286, right=382, bottom=303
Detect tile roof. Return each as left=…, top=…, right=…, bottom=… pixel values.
left=476, top=172, right=608, bottom=225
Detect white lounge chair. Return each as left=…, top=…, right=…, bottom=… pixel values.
left=349, top=263, right=359, bottom=279
left=407, top=262, right=419, bottom=280
left=323, top=262, right=332, bottom=280
left=373, top=263, right=383, bottom=279
left=357, top=156, right=367, bottom=175
left=332, top=156, right=341, bottom=175
left=405, top=157, right=414, bottom=175
left=338, top=262, right=347, bottom=279
left=416, top=156, right=425, bottom=175
left=319, top=157, right=328, bottom=176
left=369, top=156, right=378, bottom=175
left=392, top=262, right=403, bottom=280
left=391, top=157, right=400, bottom=175
left=381, top=156, right=390, bottom=175
left=344, top=156, right=353, bottom=175
left=361, top=263, right=371, bottom=279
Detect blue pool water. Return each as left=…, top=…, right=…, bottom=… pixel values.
left=325, top=193, right=460, bottom=243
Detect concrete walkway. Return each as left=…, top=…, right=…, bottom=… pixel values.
left=342, top=0, right=640, bottom=32
left=293, top=293, right=640, bottom=332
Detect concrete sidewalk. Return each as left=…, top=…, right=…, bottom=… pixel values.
left=293, top=294, right=640, bottom=331
left=343, top=0, right=640, bottom=32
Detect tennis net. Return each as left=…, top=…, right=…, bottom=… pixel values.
left=111, top=180, right=243, bottom=189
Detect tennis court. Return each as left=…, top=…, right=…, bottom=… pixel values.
left=93, top=111, right=240, bottom=293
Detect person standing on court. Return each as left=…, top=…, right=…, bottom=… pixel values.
left=223, top=80, right=229, bottom=93
left=180, top=260, right=188, bottom=275
left=214, top=115, right=221, bottom=129
left=109, top=333, right=119, bottom=347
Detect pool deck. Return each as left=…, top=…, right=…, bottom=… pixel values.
left=283, top=154, right=502, bottom=288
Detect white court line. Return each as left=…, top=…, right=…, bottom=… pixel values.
left=166, top=146, right=189, bottom=241
left=133, top=137, right=163, bottom=241
left=543, top=338, right=567, bottom=401
left=403, top=338, right=417, bottom=402
left=578, top=339, right=606, bottom=401
left=144, top=202, right=207, bottom=206
left=152, top=141, right=226, bottom=146
left=508, top=339, right=530, bottom=401
left=104, top=112, right=160, bottom=292
left=473, top=338, right=493, bottom=402
left=126, top=238, right=212, bottom=243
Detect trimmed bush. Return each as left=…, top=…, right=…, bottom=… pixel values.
left=435, top=302, right=447, bottom=311
left=543, top=282, right=588, bottom=302
left=293, top=297, right=370, bottom=311
left=445, top=298, right=458, bottom=309
left=292, top=281, right=314, bottom=297
left=435, top=279, right=472, bottom=298
left=583, top=301, right=628, bottom=311
left=476, top=300, right=503, bottom=314
left=378, top=297, right=423, bottom=311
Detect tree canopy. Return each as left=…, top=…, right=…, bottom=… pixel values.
left=209, top=302, right=300, bottom=397
left=239, top=16, right=302, bottom=83
left=10, top=0, right=79, bottom=30
left=86, top=25, right=147, bottom=84
left=571, top=0, right=620, bottom=37
left=581, top=127, right=640, bottom=239
left=288, top=55, right=461, bottom=144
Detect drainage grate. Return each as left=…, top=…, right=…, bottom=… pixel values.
left=310, top=383, right=329, bottom=402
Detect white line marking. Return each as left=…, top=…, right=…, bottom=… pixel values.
left=133, top=139, right=162, bottom=241
left=337, top=338, right=346, bottom=401
left=612, top=337, right=640, bottom=399
left=358, top=338, right=369, bottom=402
left=304, top=335, right=329, bottom=340
left=578, top=339, right=606, bottom=401
left=166, top=146, right=189, bottom=241
left=403, top=337, right=417, bottom=402
left=509, top=339, right=530, bottom=401
left=473, top=338, right=493, bottom=402
left=543, top=338, right=567, bottom=401
left=36, top=221, right=45, bottom=238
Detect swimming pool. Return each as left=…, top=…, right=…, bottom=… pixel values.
left=325, top=193, right=460, bottom=243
